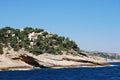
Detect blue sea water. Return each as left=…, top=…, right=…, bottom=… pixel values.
left=0, top=62, right=120, bottom=80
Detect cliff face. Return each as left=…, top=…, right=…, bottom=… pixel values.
left=0, top=48, right=109, bottom=70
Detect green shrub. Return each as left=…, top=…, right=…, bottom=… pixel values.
left=0, top=45, right=3, bottom=54
left=0, top=27, right=81, bottom=55
left=14, top=48, right=19, bottom=51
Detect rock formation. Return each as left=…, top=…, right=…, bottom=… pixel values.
left=0, top=48, right=109, bottom=70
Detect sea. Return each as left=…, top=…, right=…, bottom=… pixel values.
left=0, top=62, right=120, bottom=80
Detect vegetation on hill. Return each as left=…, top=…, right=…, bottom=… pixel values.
left=0, top=27, right=80, bottom=55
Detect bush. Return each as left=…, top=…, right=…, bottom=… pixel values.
left=46, top=47, right=56, bottom=54
left=42, top=32, right=48, bottom=36
left=30, top=46, right=43, bottom=55
left=0, top=27, right=81, bottom=55
left=35, top=28, right=44, bottom=33
left=0, top=45, right=3, bottom=54
left=14, top=47, right=19, bottom=51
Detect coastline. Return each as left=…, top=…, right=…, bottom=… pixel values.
left=0, top=63, right=112, bottom=71
left=0, top=61, right=110, bottom=71
left=0, top=66, right=32, bottom=71
left=0, top=48, right=111, bottom=71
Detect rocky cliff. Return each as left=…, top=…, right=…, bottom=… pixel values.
left=0, top=48, right=109, bottom=71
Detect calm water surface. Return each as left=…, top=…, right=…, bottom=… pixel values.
left=0, top=62, right=120, bottom=80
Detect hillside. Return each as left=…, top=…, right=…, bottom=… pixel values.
left=87, top=51, right=120, bottom=62
left=0, top=27, right=80, bottom=55
left=0, top=27, right=109, bottom=70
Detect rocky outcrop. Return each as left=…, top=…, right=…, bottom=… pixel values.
left=0, top=48, right=110, bottom=70
left=0, top=55, right=33, bottom=71
left=19, top=54, right=48, bottom=68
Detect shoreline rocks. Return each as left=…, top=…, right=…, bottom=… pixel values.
left=0, top=48, right=110, bottom=71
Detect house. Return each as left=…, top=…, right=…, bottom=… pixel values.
left=28, top=32, right=42, bottom=46
left=20, top=28, right=24, bottom=32
left=11, top=34, right=15, bottom=37
left=5, top=30, right=16, bottom=37
left=6, top=30, right=11, bottom=34
left=5, top=33, right=9, bottom=37
left=4, top=30, right=11, bottom=37
left=28, top=32, right=42, bottom=41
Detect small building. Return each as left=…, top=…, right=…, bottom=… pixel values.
left=6, top=30, right=11, bottom=34
left=11, top=34, right=15, bottom=37
left=20, top=28, right=24, bottom=32
left=28, top=32, right=41, bottom=41
left=4, top=30, right=11, bottom=37
left=4, top=33, right=9, bottom=37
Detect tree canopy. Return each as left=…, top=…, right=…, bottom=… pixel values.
left=0, top=27, right=80, bottom=55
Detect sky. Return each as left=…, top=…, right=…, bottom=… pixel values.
left=0, top=0, right=120, bottom=53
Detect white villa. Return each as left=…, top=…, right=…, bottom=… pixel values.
left=28, top=31, right=52, bottom=46
left=28, top=32, right=42, bottom=41
left=20, top=28, right=24, bottom=32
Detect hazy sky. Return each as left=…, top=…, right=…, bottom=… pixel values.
left=0, top=0, right=120, bottom=53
